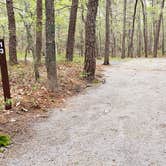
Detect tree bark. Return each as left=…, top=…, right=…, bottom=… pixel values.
left=6, top=0, right=18, bottom=65
left=153, top=0, right=165, bottom=57
left=127, top=23, right=131, bottom=58
left=66, top=0, right=79, bottom=61
left=84, top=0, right=99, bottom=80
left=35, top=0, right=43, bottom=80
left=121, top=0, right=127, bottom=59
left=110, top=0, right=115, bottom=57
left=129, top=0, right=138, bottom=58
left=137, top=7, right=142, bottom=57
left=140, top=0, right=148, bottom=58
left=152, top=0, right=156, bottom=55
left=104, top=0, right=111, bottom=65
left=162, top=15, right=165, bottom=56
left=79, top=29, right=84, bottom=56
left=79, top=3, right=85, bottom=57
left=45, top=0, right=58, bottom=91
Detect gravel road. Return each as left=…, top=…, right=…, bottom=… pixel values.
left=1, top=58, right=166, bottom=166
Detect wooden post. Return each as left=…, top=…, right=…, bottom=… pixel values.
left=0, top=39, right=12, bottom=110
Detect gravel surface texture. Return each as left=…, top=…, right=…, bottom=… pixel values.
left=1, top=58, right=166, bottom=166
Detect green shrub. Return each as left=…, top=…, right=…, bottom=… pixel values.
left=0, top=135, right=11, bottom=147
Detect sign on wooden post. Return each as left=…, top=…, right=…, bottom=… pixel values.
left=0, top=39, right=12, bottom=110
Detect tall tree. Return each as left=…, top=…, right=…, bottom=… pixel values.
left=137, top=6, right=142, bottom=57
left=110, top=0, right=116, bottom=57
left=18, top=2, right=34, bottom=63
left=84, top=0, right=99, bottom=80
left=121, top=0, right=127, bottom=59
left=66, top=0, right=79, bottom=61
left=45, top=0, right=58, bottom=91
left=153, top=0, right=165, bottom=57
left=140, top=0, right=148, bottom=57
left=128, top=0, right=138, bottom=58
left=162, top=15, right=165, bottom=56
left=6, top=0, right=18, bottom=65
left=104, top=0, right=111, bottom=65
left=79, top=3, right=86, bottom=57
left=34, top=0, right=43, bottom=80
left=151, top=0, right=156, bottom=54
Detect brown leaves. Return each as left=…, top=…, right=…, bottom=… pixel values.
left=0, top=61, right=87, bottom=136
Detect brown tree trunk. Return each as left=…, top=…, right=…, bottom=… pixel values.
left=110, top=0, right=115, bottom=57
left=140, top=0, right=148, bottom=58
left=137, top=7, right=142, bottom=57
left=153, top=0, right=165, bottom=57
left=129, top=0, right=138, bottom=58
left=35, top=0, right=43, bottom=80
left=98, top=29, right=102, bottom=57
left=84, top=0, right=99, bottom=80
left=162, top=15, right=165, bottom=56
left=45, top=0, right=58, bottom=92
left=148, top=24, right=153, bottom=55
left=121, top=0, right=127, bottom=59
left=127, top=23, right=131, bottom=58
left=6, top=0, right=18, bottom=65
left=79, top=3, right=85, bottom=57
left=66, top=0, right=79, bottom=61
left=79, top=29, right=84, bottom=56
left=98, top=8, right=103, bottom=57
left=104, top=0, right=111, bottom=65
left=96, top=36, right=100, bottom=58
left=152, top=0, right=156, bottom=54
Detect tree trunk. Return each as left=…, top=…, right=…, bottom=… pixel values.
left=152, top=0, right=156, bottom=55
left=162, top=15, right=165, bottom=56
left=140, top=0, right=148, bottom=58
left=137, top=7, right=142, bottom=57
left=110, top=0, right=115, bottom=57
left=96, top=36, right=100, bottom=58
left=6, top=0, right=17, bottom=65
left=35, top=0, right=43, bottom=80
left=113, top=36, right=117, bottom=57
left=45, top=0, right=58, bottom=92
left=121, top=0, right=127, bottom=59
left=79, top=3, right=85, bottom=57
left=104, top=0, right=111, bottom=65
left=148, top=24, right=153, bottom=55
left=98, top=8, right=103, bottom=57
left=98, top=29, right=102, bottom=57
left=127, top=23, right=131, bottom=57
left=153, top=0, right=165, bottom=57
left=79, top=29, right=84, bottom=56
left=129, top=0, right=138, bottom=58
left=19, top=11, right=34, bottom=63
left=66, top=0, right=79, bottom=61
left=84, top=0, right=99, bottom=80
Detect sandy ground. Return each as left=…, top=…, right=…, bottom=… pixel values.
left=1, top=58, right=166, bottom=166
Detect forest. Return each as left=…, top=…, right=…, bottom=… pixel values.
left=0, top=0, right=166, bottom=165
left=0, top=0, right=165, bottom=81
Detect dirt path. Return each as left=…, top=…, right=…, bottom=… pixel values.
left=1, top=58, right=166, bottom=166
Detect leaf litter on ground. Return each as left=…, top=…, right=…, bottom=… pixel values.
left=0, top=60, right=103, bottom=139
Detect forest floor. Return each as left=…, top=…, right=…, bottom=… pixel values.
left=0, top=59, right=103, bottom=138
left=1, top=58, right=166, bottom=166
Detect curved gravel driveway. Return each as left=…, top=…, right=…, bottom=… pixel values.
left=1, top=58, right=166, bottom=166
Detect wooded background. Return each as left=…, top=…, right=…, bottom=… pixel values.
left=0, top=0, right=165, bottom=90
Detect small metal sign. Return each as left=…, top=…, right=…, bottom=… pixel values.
left=0, top=39, right=12, bottom=110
